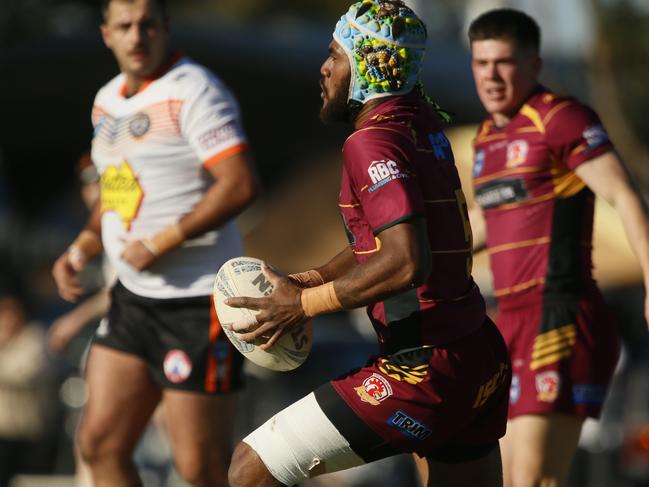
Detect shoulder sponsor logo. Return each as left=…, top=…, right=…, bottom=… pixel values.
left=387, top=410, right=432, bottom=441
left=427, top=132, right=453, bottom=162
left=506, top=140, right=529, bottom=168
left=473, top=149, right=486, bottom=178
left=535, top=370, right=560, bottom=403
left=354, top=373, right=393, bottom=406
left=474, top=178, right=529, bottom=209
left=582, top=124, right=609, bottom=151
left=198, top=121, right=238, bottom=152
left=163, top=349, right=193, bottom=383
left=510, top=374, right=520, bottom=405
left=573, top=384, right=606, bottom=405
left=129, top=112, right=150, bottom=137
left=367, top=159, right=408, bottom=192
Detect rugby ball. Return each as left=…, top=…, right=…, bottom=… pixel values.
left=213, top=257, right=313, bottom=371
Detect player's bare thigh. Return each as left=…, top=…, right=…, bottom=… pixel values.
left=500, top=413, right=583, bottom=487
left=78, top=345, right=161, bottom=459
left=163, top=389, right=239, bottom=483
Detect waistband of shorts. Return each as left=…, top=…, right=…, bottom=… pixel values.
left=113, top=280, right=211, bottom=305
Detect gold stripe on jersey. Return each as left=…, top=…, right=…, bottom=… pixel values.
left=550, top=155, right=586, bottom=198
left=339, top=202, right=360, bottom=208
left=543, top=100, right=572, bottom=126
left=344, top=126, right=415, bottom=145
left=493, top=277, right=545, bottom=297
left=424, top=198, right=456, bottom=204
left=493, top=191, right=556, bottom=211
left=488, top=236, right=551, bottom=255
left=531, top=324, right=577, bottom=370
left=378, top=359, right=429, bottom=384
left=520, top=104, right=546, bottom=134
left=473, top=165, right=545, bottom=186
left=515, top=126, right=542, bottom=134
left=430, top=248, right=471, bottom=254
left=353, top=237, right=382, bottom=255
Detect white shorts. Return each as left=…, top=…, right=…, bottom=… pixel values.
left=243, top=392, right=365, bottom=486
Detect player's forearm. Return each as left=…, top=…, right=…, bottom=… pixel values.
left=612, top=187, right=649, bottom=288
left=332, top=220, right=430, bottom=310
left=468, top=205, right=487, bottom=253
left=315, top=247, right=358, bottom=283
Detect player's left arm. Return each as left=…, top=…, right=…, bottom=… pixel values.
left=227, top=216, right=430, bottom=349
left=121, top=151, right=257, bottom=271
left=575, top=151, right=649, bottom=326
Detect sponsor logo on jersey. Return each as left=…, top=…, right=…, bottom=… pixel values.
left=387, top=411, right=432, bottom=441
left=506, top=140, right=529, bottom=168
left=473, top=361, right=510, bottom=408
left=198, top=122, right=239, bottom=151
left=510, top=374, right=521, bottom=405
left=354, top=373, right=393, bottom=406
left=474, top=179, right=529, bottom=209
left=473, top=150, right=486, bottom=178
left=535, top=370, right=560, bottom=403
left=367, top=160, right=409, bottom=192
left=100, top=160, right=144, bottom=230
left=129, top=112, right=150, bottom=137
left=427, top=132, right=453, bottom=162
left=582, top=124, right=609, bottom=151
left=378, top=347, right=433, bottom=384
left=573, top=384, right=606, bottom=405
left=163, top=349, right=193, bottom=383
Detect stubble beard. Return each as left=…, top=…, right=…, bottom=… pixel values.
left=319, top=85, right=351, bottom=126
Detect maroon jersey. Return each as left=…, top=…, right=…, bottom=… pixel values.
left=340, top=92, right=485, bottom=354
left=472, top=86, right=614, bottom=308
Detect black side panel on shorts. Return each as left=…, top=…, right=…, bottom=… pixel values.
left=314, top=382, right=401, bottom=463
left=383, top=288, right=423, bottom=355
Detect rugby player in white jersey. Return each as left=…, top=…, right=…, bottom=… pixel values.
left=51, top=1, right=257, bottom=485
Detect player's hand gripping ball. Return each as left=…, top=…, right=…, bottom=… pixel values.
left=213, top=257, right=313, bottom=371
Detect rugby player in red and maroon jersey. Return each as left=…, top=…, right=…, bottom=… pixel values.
left=226, top=2, right=510, bottom=486
left=468, top=8, right=649, bottom=487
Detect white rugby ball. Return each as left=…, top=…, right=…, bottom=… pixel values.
left=213, top=257, right=313, bottom=371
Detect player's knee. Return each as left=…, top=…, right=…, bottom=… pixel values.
left=76, top=421, right=117, bottom=465
left=229, top=442, right=267, bottom=487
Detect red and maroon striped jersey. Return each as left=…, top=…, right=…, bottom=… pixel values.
left=340, top=92, right=485, bottom=354
left=472, top=85, right=614, bottom=309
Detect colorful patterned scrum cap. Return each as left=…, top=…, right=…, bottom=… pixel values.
left=333, top=0, right=427, bottom=105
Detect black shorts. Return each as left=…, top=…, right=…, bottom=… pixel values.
left=94, top=281, right=244, bottom=393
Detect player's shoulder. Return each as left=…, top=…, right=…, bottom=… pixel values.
left=94, top=72, right=126, bottom=106
left=166, top=57, right=233, bottom=99
left=345, top=119, right=413, bottom=151
left=529, top=87, right=599, bottom=126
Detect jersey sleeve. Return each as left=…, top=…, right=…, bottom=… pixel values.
left=179, top=73, right=248, bottom=168
left=343, top=129, right=424, bottom=235
left=546, top=100, right=614, bottom=171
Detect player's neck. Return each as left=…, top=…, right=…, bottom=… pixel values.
left=354, top=97, right=393, bottom=129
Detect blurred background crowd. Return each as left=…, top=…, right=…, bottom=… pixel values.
left=0, top=0, right=648, bottom=485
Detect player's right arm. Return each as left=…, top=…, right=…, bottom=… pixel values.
left=469, top=204, right=487, bottom=253
left=289, top=247, right=358, bottom=288
left=52, top=200, right=102, bottom=302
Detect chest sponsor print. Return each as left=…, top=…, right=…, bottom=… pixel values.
left=427, top=132, right=453, bottom=162
left=474, top=178, right=530, bottom=209
left=100, top=160, right=144, bottom=230
left=473, top=149, right=486, bottom=178
left=367, top=159, right=409, bottom=193
left=354, top=373, right=393, bottom=406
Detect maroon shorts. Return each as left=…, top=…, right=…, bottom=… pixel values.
left=496, top=290, right=619, bottom=419
left=315, top=318, right=511, bottom=461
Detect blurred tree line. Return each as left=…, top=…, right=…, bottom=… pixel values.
left=590, top=0, right=649, bottom=187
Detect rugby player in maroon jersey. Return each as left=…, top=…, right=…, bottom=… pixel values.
left=226, top=2, right=511, bottom=486
left=467, top=8, right=649, bottom=487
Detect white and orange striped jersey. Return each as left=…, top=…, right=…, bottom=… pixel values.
left=91, top=55, right=247, bottom=299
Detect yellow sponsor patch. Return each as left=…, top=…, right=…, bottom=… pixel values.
left=100, top=160, right=144, bottom=230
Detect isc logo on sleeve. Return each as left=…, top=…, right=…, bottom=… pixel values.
left=367, top=160, right=408, bottom=192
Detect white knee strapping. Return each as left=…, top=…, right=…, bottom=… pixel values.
left=243, top=392, right=365, bottom=486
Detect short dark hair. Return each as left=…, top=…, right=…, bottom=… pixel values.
left=101, top=0, right=168, bottom=22
left=468, top=8, right=540, bottom=53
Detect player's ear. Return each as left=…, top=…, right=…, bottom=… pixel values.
left=100, top=24, right=112, bottom=49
